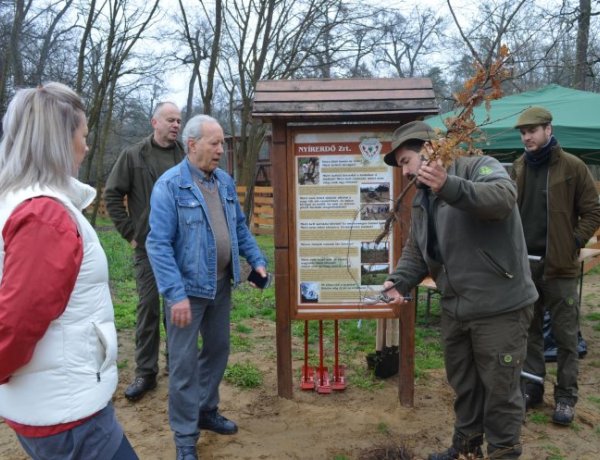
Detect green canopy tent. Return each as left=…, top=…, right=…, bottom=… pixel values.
left=427, top=84, right=600, bottom=165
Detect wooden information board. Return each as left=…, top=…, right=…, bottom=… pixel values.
left=252, top=78, right=438, bottom=406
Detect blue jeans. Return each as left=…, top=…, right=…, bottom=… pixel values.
left=17, top=403, right=137, bottom=460
left=167, top=278, right=232, bottom=447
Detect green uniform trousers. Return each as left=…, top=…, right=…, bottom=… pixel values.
left=442, top=305, right=533, bottom=458
left=133, top=247, right=167, bottom=378
left=525, top=260, right=579, bottom=405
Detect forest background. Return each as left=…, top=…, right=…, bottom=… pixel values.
left=0, top=0, right=599, bottom=217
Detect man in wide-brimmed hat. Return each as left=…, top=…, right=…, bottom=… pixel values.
left=381, top=120, right=537, bottom=459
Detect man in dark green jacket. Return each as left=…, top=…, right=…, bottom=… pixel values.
left=382, top=121, right=537, bottom=459
left=511, top=106, right=600, bottom=425
left=104, top=102, right=185, bottom=401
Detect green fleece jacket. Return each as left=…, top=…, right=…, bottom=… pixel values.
left=104, top=134, right=184, bottom=248
left=511, top=144, right=600, bottom=278
left=387, top=155, right=538, bottom=321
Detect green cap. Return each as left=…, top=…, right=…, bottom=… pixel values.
left=514, top=106, right=553, bottom=129
left=384, top=121, right=437, bottom=167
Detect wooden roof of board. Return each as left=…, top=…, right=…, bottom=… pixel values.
left=252, top=78, right=439, bottom=121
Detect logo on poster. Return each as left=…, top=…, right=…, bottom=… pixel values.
left=359, top=138, right=382, bottom=163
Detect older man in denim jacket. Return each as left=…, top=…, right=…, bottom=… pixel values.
left=146, top=114, right=267, bottom=460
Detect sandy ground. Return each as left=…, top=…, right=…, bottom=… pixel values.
left=2, top=274, right=600, bottom=460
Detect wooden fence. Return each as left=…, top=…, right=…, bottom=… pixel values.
left=93, top=186, right=274, bottom=236
left=237, top=185, right=274, bottom=235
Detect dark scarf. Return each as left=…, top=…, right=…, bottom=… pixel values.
left=524, top=135, right=556, bottom=168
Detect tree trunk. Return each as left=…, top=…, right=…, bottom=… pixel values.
left=573, top=0, right=591, bottom=90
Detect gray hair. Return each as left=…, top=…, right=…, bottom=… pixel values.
left=0, top=82, right=85, bottom=195
left=181, top=114, right=220, bottom=153
left=152, top=101, right=179, bottom=119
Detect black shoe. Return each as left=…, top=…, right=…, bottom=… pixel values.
left=176, top=446, right=198, bottom=460
left=428, top=445, right=483, bottom=460
left=524, top=382, right=544, bottom=410
left=198, top=409, right=238, bottom=435
left=124, top=376, right=156, bottom=401
left=552, top=402, right=575, bottom=426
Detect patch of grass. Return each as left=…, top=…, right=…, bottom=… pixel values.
left=224, top=362, right=263, bottom=388
left=588, top=359, right=600, bottom=368
left=542, top=444, right=564, bottom=460
left=257, top=306, right=276, bottom=320
left=117, top=359, right=129, bottom=370
left=235, top=323, right=253, bottom=334
left=529, top=411, right=550, bottom=425
left=377, top=422, right=390, bottom=435
left=332, top=456, right=349, bottom=460
left=97, top=225, right=134, bottom=281
left=585, top=312, right=600, bottom=321
left=96, top=224, right=138, bottom=330
left=340, top=319, right=377, bottom=355
left=415, top=327, right=444, bottom=377
left=230, top=334, right=252, bottom=352
left=347, top=364, right=385, bottom=391
left=589, top=395, right=600, bottom=407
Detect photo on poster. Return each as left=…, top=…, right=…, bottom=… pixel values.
left=298, top=157, right=320, bottom=185
left=360, top=264, right=389, bottom=286
left=300, top=281, right=320, bottom=303
left=359, top=182, right=390, bottom=203
left=359, top=182, right=390, bottom=220
left=360, top=241, right=390, bottom=264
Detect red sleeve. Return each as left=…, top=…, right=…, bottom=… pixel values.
left=0, top=197, right=83, bottom=384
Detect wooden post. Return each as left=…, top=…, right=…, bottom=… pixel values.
left=272, top=120, right=293, bottom=399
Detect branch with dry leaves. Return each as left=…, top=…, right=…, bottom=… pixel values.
left=374, top=45, right=512, bottom=244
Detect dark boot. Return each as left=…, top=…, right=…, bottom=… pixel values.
left=198, top=408, right=238, bottom=435
left=428, top=433, right=484, bottom=460
left=524, top=382, right=544, bottom=409
left=124, top=375, right=157, bottom=401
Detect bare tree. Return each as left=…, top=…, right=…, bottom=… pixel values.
left=175, top=0, right=223, bottom=119
left=573, top=0, right=592, bottom=89
left=77, top=0, right=162, bottom=224
left=375, top=6, right=445, bottom=78
left=0, top=0, right=31, bottom=110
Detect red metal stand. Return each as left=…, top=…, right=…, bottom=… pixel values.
left=331, top=320, right=346, bottom=391
left=299, top=320, right=345, bottom=393
left=300, top=320, right=315, bottom=390
left=315, top=320, right=332, bottom=394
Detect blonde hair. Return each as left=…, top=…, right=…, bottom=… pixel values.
left=0, top=82, right=85, bottom=195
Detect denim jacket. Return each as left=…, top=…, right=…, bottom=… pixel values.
left=146, top=158, right=267, bottom=304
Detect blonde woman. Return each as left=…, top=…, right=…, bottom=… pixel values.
left=0, top=83, right=137, bottom=459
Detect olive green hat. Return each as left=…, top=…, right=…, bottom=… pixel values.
left=514, top=106, right=553, bottom=129
left=383, top=120, right=437, bottom=167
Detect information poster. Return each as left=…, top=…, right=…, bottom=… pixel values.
left=294, top=131, right=396, bottom=310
